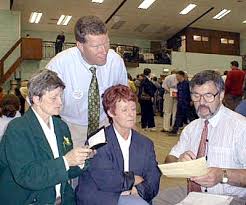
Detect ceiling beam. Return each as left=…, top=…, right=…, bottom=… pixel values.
left=105, top=0, right=127, bottom=24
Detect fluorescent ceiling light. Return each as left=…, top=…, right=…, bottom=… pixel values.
left=92, top=0, right=104, bottom=3
left=213, top=9, right=231, bottom=20
left=243, top=20, right=246, bottom=23
left=57, top=15, right=72, bottom=25
left=138, top=0, right=156, bottom=9
left=179, top=4, right=197, bottom=15
left=29, top=12, right=42, bottom=24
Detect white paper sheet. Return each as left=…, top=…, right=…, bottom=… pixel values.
left=158, top=157, right=208, bottom=178
left=176, top=192, right=233, bottom=205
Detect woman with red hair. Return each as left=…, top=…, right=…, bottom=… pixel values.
left=76, top=84, right=161, bottom=205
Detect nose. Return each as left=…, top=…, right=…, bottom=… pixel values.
left=57, top=96, right=63, bottom=106
left=199, top=95, right=207, bottom=105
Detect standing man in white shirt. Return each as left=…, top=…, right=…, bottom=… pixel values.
left=161, top=70, right=178, bottom=132
left=154, top=70, right=246, bottom=205
left=46, top=16, right=128, bottom=148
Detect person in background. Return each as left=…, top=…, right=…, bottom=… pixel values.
left=0, top=69, right=95, bottom=204
left=161, top=70, right=178, bottom=132
left=235, top=99, right=246, bottom=117
left=128, top=73, right=137, bottom=93
left=152, top=76, right=161, bottom=114
left=138, top=68, right=157, bottom=131
left=0, top=87, right=4, bottom=114
left=76, top=84, right=161, bottom=205
left=155, top=70, right=246, bottom=205
left=46, top=16, right=128, bottom=148
left=19, top=80, right=30, bottom=112
left=169, top=71, right=191, bottom=135
left=55, top=31, right=65, bottom=54
left=0, top=94, right=21, bottom=140
left=14, top=88, right=26, bottom=115
left=221, top=70, right=228, bottom=82
left=224, top=61, right=246, bottom=110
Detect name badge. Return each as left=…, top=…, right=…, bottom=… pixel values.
left=73, top=90, right=83, bottom=99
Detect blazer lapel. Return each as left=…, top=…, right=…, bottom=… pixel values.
left=129, top=130, right=138, bottom=171
left=25, top=108, right=53, bottom=158
left=53, top=119, right=64, bottom=156
left=107, top=125, right=124, bottom=171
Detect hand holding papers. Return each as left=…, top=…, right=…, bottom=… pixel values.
left=87, top=127, right=107, bottom=150
left=176, top=192, right=233, bottom=205
left=158, top=157, right=208, bottom=178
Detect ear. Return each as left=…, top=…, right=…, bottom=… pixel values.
left=107, top=109, right=115, bottom=118
left=32, top=96, right=41, bottom=106
left=220, top=91, right=225, bottom=101
left=76, top=41, right=84, bottom=53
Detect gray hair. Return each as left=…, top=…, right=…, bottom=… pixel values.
left=190, top=70, right=224, bottom=93
left=28, top=69, right=65, bottom=104
left=74, top=16, right=107, bottom=43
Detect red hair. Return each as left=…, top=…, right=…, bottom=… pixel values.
left=102, top=84, right=137, bottom=122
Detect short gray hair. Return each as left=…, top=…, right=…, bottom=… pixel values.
left=28, top=69, right=65, bottom=104
left=190, top=70, right=224, bottom=93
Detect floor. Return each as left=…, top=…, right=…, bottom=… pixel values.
left=135, top=114, right=186, bottom=191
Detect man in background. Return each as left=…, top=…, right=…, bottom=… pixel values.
left=55, top=31, right=65, bottom=54
left=224, top=60, right=245, bottom=110
left=161, top=70, right=178, bottom=132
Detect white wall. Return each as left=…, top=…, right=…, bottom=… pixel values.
left=127, top=52, right=242, bottom=78
left=172, top=51, right=242, bottom=76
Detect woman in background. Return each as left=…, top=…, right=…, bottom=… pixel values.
left=0, top=94, right=21, bottom=140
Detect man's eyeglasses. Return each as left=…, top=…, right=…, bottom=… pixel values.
left=191, top=92, right=219, bottom=103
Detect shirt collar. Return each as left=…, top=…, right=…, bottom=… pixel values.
left=203, top=104, right=225, bottom=128
left=76, top=47, right=97, bottom=70
left=113, top=125, right=132, bottom=146
left=31, top=107, right=54, bottom=132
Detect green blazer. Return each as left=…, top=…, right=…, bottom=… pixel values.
left=0, top=108, right=84, bottom=205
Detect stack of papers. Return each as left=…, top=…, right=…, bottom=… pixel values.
left=176, top=192, right=233, bottom=205
left=158, top=157, right=208, bottom=178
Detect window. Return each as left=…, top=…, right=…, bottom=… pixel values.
left=221, top=38, right=228, bottom=44
left=228, top=39, right=234, bottom=44
left=193, top=35, right=201, bottom=41
left=193, top=35, right=209, bottom=42
left=202, top=36, right=209, bottom=42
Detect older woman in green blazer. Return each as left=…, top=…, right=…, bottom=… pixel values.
left=0, top=69, right=94, bottom=205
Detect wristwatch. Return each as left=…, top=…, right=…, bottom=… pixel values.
left=221, top=169, right=228, bottom=184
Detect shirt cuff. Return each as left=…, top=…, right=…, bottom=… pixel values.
left=62, top=156, right=69, bottom=171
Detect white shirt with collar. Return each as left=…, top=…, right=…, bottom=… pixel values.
left=46, top=47, right=128, bottom=126
left=32, top=108, right=69, bottom=198
left=114, top=126, right=132, bottom=172
left=170, top=104, right=246, bottom=198
left=162, top=74, right=178, bottom=92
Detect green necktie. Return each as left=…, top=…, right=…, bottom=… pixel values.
left=87, top=66, right=100, bottom=137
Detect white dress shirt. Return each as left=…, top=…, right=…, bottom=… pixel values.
left=32, top=108, right=68, bottom=198
left=162, top=74, right=178, bottom=92
left=114, top=126, right=132, bottom=172
left=46, top=47, right=128, bottom=126
left=170, top=105, right=246, bottom=198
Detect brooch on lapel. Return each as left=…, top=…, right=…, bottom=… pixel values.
left=63, top=136, right=71, bottom=150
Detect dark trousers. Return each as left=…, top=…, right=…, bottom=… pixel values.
left=140, top=100, right=155, bottom=128
left=172, top=105, right=189, bottom=133
left=55, top=42, right=63, bottom=54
